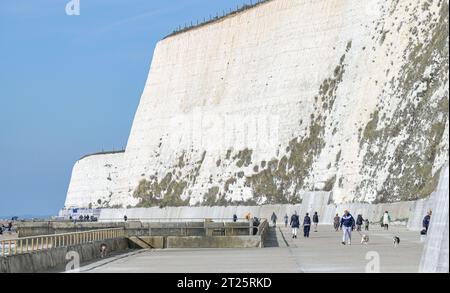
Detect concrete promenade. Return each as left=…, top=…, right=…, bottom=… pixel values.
left=78, top=225, right=424, bottom=273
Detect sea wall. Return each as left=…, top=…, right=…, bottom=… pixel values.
left=98, top=196, right=419, bottom=227
left=0, top=238, right=129, bottom=273
left=419, top=164, right=449, bottom=273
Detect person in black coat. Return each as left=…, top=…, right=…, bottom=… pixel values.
left=271, top=212, right=278, bottom=227
left=290, top=212, right=300, bottom=239
left=356, top=214, right=364, bottom=231
left=252, top=217, right=260, bottom=235
left=313, top=212, right=319, bottom=232
left=303, top=213, right=312, bottom=238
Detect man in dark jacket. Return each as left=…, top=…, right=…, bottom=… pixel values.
left=340, top=210, right=355, bottom=245
left=233, top=214, right=238, bottom=222
left=303, top=213, right=312, bottom=238
left=313, top=212, right=319, bottom=232
left=290, top=212, right=300, bottom=239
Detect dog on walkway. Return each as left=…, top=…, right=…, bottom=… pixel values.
left=360, top=234, right=369, bottom=245
left=393, top=236, right=400, bottom=247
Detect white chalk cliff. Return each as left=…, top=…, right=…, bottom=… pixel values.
left=65, top=0, right=449, bottom=209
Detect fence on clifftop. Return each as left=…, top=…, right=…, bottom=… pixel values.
left=164, top=0, right=274, bottom=39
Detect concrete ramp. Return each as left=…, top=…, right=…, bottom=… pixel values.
left=263, top=227, right=288, bottom=248
left=128, top=236, right=164, bottom=249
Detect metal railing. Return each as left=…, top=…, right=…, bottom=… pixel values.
left=0, top=228, right=125, bottom=257
left=257, top=219, right=269, bottom=236
left=99, top=217, right=254, bottom=223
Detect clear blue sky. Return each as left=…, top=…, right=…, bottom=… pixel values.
left=0, top=0, right=255, bottom=217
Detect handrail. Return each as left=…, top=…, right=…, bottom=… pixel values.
left=0, top=228, right=125, bottom=257
left=257, top=219, right=269, bottom=236
left=99, top=218, right=267, bottom=223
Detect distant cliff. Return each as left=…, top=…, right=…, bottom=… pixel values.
left=65, top=0, right=449, bottom=209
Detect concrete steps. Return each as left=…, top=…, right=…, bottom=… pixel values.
left=128, top=236, right=155, bottom=249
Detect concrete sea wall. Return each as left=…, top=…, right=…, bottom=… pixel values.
left=0, top=238, right=129, bottom=273
left=166, top=236, right=262, bottom=249
left=419, top=164, right=449, bottom=273
left=98, top=195, right=420, bottom=228
left=16, top=221, right=255, bottom=238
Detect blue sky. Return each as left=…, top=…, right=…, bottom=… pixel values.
left=0, top=0, right=254, bottom=217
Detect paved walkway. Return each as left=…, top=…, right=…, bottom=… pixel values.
left=77, top=225, right=424, bottom=273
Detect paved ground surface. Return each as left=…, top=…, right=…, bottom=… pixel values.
left=0, top=232, right=18, bottom=241
left=77, top=225, right=424, bottom=273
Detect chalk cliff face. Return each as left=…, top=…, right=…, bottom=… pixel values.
left=64, top=0, right=449, bottom=209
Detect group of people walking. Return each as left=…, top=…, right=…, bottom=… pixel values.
left=270, top=211, right=320, bottom=239
left=245, top=208, right=433, bottom=244
left=271, top=210, right=387, bottom=246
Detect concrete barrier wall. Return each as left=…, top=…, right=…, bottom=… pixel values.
left=166, top=236, right=262, bottom=249
left=420, top=164, right=449, bottom=273
left=16, top=221, right=253, bottom=238
left=98, top=196, right=421, bottom=228
left=0, top=238, right=129, bottom=273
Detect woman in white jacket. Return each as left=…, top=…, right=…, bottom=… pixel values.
left=383, top=211, right=391, bottom=230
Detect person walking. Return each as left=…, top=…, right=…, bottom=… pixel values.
left=290, top=212, right=300, bottom=239
left=124, top=215, right=128, bottom=222
left=313, top=212, right=319, bottom=232
left=271, top=212, right=278, bottom=227
left=422, top=210, right=432, bottom=234
left=383, top=211, right=391, bottom=230
left=284, top=214, right=289, bottom=227
left=364, top=218, right=370, bottom=231
left=356, top=214, right=364, bottom=231
left=333, top=214, right=340, bottom=232
left=340, top=210, right=355, bottom=245
left=252, top=217, right=260, bottom=235
left=303, top=213, right=312, bottom=238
